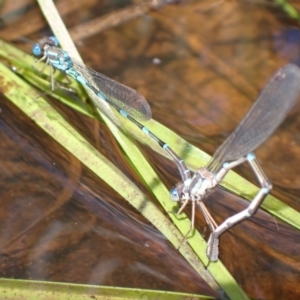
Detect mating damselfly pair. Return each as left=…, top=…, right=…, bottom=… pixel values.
left=32, top=36, right=300, bottom=261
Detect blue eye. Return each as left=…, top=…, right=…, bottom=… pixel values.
left=170, top=188, right=179, bottom=201
left=49, top=36, right=59, bottom=47
left=32, top=44, right=42, bottom=56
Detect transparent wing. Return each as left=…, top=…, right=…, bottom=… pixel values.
left=207, top=64, right=300, bottom=171
left=71, top=58, right=152, bottom=121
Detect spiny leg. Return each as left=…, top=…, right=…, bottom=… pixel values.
left=35, top=53, right=74, bottom=93
left=177, top=201, right=196, bottom=248
left=177, top=200, right=219, bottom=251
left=197, top=201, right=218, bottom=233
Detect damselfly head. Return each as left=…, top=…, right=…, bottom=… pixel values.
left=170, top=181, right=187, bottom=201
left=32, top=36, right=59, bottom=57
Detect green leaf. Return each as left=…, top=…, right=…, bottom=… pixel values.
left=0, top=278, right=214, bottom=300
left=275, top=0, right=300, bottom=21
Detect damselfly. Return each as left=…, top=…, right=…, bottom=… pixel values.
left=32, top=36, right=184, bottom=165
left=169, top=64, right=300, bottom=261
left=32, top=37, right=300, bottom=261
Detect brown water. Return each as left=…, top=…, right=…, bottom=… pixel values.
left=0, top=1, right=300, bottom=299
